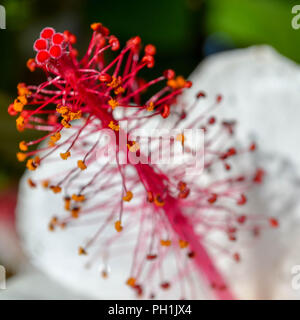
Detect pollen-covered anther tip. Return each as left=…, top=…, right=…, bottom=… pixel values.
left=78, top=247, right=87, bottom=255
left=178, top=239, right=189, bottom=249
left=16, top=116, right=25, bottom=131
left=42, top=180, right=49, bottom=188
left=17, top=152, right=27, bottom=162
left=26, top=158, right=39, bottom=171
left=123, top=191, right=133, bottom=202
left=77, top=160, right=87, bottom=170
left=71, top=207, right=80, bottom=219
left=108, top=98, right=118, bottom=110
left=72, top=194, right=85, bottom=202
left=115, top=220, right=123, bottom=232
left=50, top=185, right=62, bottom=194
left=50, top=132, right=61, bottom=143
left=160, top=239, right=171, bottom=247
left=64, top=197, right=71, bottom=211
left=167, top=75, right=187, bottom=89
left=108, top=121, right=119, bottom=131
left=146, top=101, right=155, bottom=112
left=19, top=141, right=28, bottom=151
left=60, top=151, right=71, bottom=160
left=90, top=22, right=109, bottom=36
left=126, top=277, right=136, bottom=287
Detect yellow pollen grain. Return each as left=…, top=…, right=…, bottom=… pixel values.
left=61, top=119, right=71, bottom=128
left=108, top=121, right=119, bottom=131
left=114, top=86, right=125, bottom=95
left=56, top=105, right=70, bottom=115
left=107, top=76, right=121, bottom=89
left=69, top=110, right=82, bottom=120
left=108, top=98, right=118, bottom=110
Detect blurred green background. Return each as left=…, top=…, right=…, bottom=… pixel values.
left=0, top=0, right=299, bottom=188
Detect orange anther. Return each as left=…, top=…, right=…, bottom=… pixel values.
left=160, top=239, right=171, bottom=246
left=115, top=220, right=123, bottom=232
left=64, top=197, right=71, bottom=211
left=50, top=185, right=62, bottom=194
left=77, top=160, right=87, bottom=170
left=123, top=191, right=133, bottom=202
left=146, top=101, right=155, bottom=112
left=19, top=141, right=28, bottom=151
left=27, top=178, right=36, bottom=188
left=17, top=152, right=27, bottom=162
left=179, top=239, right=189, bottom=249
left=26, top=159, right=37, bottom=171
left=42, top=180, right=49, bottom=188
left=71, top=207, right=80, bottom=218
left=72, top=194, right=85, bottom=202
left=126, top=277, right=136, bottom=287
left=50, top=132, right=61, bottom=143
left=78, top=247, right=87, bottom=255
left=60, top=151, right=71, bottom=160
left=108, top=98, right=118, bottom=110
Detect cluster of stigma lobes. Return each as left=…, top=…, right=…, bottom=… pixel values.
left=9, top=22, right=279, bottom=300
